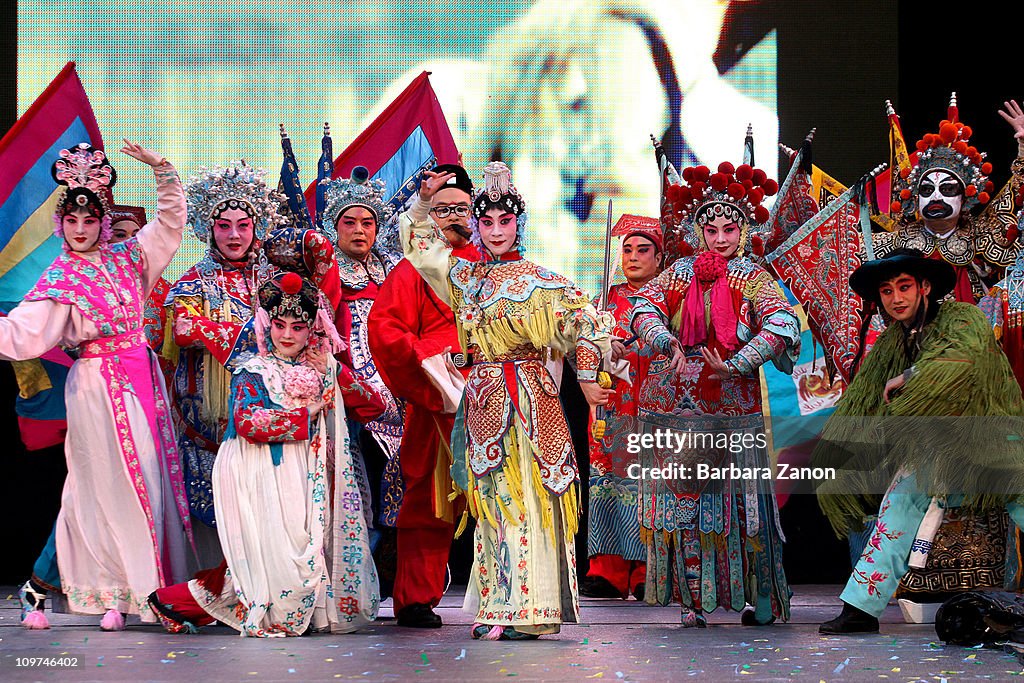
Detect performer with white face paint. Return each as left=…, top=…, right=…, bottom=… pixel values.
left=873, top=96, right=1024, bottom=303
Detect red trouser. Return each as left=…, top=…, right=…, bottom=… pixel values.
left=588, top=554, right=647, bottom=596
left=393, top=405, right=461, bottom=612
left=151, top=562, right=226, bottom=627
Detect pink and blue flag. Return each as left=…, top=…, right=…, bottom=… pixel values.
left=0, top=62, right=103, bottom=449
left=303, top=71, right=459, bottom=221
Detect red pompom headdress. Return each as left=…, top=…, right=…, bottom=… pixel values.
left=665, top=159, right=778, bottom=257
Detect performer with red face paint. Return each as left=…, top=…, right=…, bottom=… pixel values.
left=581, top=214, right=664, bottom=602
left=319, top=168, right=406, bottom=590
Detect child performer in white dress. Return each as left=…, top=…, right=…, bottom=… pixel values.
left=149, top=271, right=379, bottom=636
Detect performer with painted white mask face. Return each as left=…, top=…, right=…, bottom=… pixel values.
left=874, top=96, right=1024, bottom=303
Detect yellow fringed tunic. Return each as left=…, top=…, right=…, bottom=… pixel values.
left=401, top=215, right=614, bottom=631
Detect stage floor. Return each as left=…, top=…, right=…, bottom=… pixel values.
left=2, top=585, right=1021, bottom=681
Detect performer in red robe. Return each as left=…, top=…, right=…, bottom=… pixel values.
left=369, top=165, right=481, bottom=628
left=582, top=215, right=663, bottom=600
left=320, top=168, right=405, bottom=598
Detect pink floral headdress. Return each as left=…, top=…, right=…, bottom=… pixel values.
left=51, top=143, right=116, bottom=246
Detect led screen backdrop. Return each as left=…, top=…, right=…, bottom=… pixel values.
left=18, top=0, right=775, bottom=290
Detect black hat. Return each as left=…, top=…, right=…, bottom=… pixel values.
left=849, top=248, right=956, bottom=303
left=432, top=163, right=473, bottom=196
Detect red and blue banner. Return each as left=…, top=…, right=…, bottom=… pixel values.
left=0, top=61, right=103, bottom=449
left=304, top=71, right=459, bottom=219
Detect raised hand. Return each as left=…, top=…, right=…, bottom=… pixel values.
left=120, top=139, right=166, bottom=167
left=419, top=170, right=457, bottom=202
left=998, top=100, right=1024, bottom=140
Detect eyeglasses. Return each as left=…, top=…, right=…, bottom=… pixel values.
left=431, top=205, right=470, bottom=218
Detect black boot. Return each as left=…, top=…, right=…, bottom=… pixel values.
left=580, top=575, right=626, bottom=599
left=819, top=601, right=880, bottom=634
left=397, top=603, right=443, bottom=628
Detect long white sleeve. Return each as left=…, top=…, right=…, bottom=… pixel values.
left=398, top=200, right=453, bottom=307
left=0, top=299, right=80, bottom=361
left=136, top=163, right=186, bottom=296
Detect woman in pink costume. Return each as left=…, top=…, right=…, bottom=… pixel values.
left=1, top=141, right=191, bottom=630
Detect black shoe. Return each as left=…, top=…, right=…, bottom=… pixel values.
left=580, top=576, right=626, bottom=599
left=740, top=608, right=775, bottom=626
left=397, top=604, right=443, bottom=628
left=631, top=583, right=645, bottom=602
left=819, top=602, right=879, bottom=634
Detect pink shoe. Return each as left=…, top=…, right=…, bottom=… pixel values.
left=19, top=581, right=50, bottom=630
left=100, top=609, right=126, bottom=631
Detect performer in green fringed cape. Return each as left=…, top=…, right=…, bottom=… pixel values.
left=814, top=249, right=1024, bottom=634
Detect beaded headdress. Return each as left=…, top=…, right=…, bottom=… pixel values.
left=891, top=94, right=993, bottom=218
left=185, top=161, right=286, bottom=244
left=320, top=166, right=392, bottom=242
left=258, top=272, right=318, bottom=323
left=253, top=269, right=344, bottom=357
left=51, top=143, right=117, bottom=245
left=469, top=161, right=529, bottom=252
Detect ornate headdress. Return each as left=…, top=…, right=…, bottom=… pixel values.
left=663, top=159, right=778, bottom=258
left=51, top=143, right=117, bottom=245
left=255, top=237, right=346, bottom=357
left=469, top=161, right=528, bottom=253
left=611, top=214, right=664, bottom=253
left=892, top=93, right=993, bottom=217
left=185, top=161, right=286, bottom=244
left=320, top=166, right=392, bottom=242
left=258, top=272, right=319, bottom=323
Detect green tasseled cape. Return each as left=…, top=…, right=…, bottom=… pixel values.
left=812, top=301, right=1024, bottom=536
